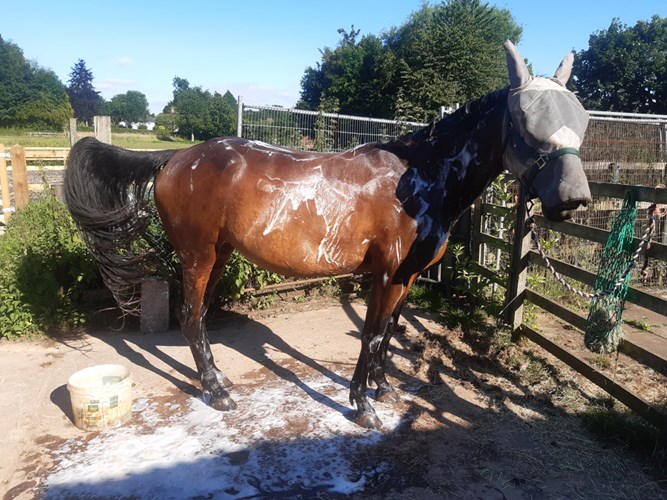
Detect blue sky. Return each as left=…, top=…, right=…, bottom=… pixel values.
left=3, top=1, right=665, bottom=114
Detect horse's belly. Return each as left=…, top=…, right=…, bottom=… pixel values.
left=232, top=220, right=368, bottom=278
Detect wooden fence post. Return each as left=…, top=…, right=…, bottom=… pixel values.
left=471, top=198, right=483, bottom=265
left=0, top=144, right=11, bottom=222
left=94, top=116, right=112, bottom=144
left=505, top=188, right=531, bottom=330
left=10, top=144, right=29, bottom=210
left=69, top=118, right=78, bottom=146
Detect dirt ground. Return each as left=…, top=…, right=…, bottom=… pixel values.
left=1, top=295, right=665, bottom=499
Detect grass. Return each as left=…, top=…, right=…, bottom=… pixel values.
left=626, top=318, right=653, bottom=332
left=0, top=128, right=198, bottom=150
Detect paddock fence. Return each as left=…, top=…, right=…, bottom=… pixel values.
left=237, top=98, right=428, bottom=152
left=473, top=110, right=667, bottom=432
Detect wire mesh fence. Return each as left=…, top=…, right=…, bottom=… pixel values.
left=239, top=104, right=426, bottom=152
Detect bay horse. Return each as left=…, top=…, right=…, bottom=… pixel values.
left=65, top=41, right=591, bottom=429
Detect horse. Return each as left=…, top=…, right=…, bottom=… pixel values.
left=64, top=41, right=591, bottom=430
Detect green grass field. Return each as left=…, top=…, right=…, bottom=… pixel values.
left=0, top=129, right=198, bottom=150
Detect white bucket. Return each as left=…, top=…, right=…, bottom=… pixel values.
left=67, top=364, right=133, bottom=431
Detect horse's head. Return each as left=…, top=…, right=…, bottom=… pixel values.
left=502, top=40, right=591, bottom=221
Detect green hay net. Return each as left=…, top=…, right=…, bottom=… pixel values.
left=584, top=190, right=638, bottom=354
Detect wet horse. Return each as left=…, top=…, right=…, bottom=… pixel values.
left=65, top=41, right=591, bottom=429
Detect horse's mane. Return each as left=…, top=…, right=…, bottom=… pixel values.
left=379, top=86, right=509, bottom=166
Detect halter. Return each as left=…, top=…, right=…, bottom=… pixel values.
left=506, top=114, right=582, bottom=198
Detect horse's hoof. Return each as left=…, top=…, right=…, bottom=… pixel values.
left=354, top=411, right=383, bottom=430
left=211, top=369, right=233, bottom=388
left=376, top=388, right=401, bottom=404
left=209, top=395, right=237, bottom=411
left=219, top=375, right=234, bottom=389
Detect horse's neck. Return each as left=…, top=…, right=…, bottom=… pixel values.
left=432, top=90, right=508, bottom=219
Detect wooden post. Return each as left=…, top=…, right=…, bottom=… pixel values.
left=94, top=115, right=112, bottom=144
left=69, top=118, right=78, bottom=146
left=471, top=198, right=483, bottom=265
left=505, top=188, right=531, bottom=330
left=0, top=144, right=11, bottom=223
left=140, top=278, right=170, bottom=333
left=10, top=144, right=29, bottom=210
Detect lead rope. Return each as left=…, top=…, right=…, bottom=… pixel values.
left=526, top=200, right=656, bottom=299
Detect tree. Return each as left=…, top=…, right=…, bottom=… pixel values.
left=67, top=59, right=102, bottom=125
left=387, top=0, right=521, bottom=121
left=169, top=78, right=237, bottom=140
left=103, top=90, right=149, bottom=124
left=209, top=90, right=238, bottom=137
left=298, top=0, right=522, bottom=122
left=0, top=35, right=71, bottom=129
left=298, top=27, right=398, bottom=117
left=15, top=65, right=73, bottom=128
left=572, top=16, right=667, bottom=113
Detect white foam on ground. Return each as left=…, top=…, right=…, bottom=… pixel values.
left=44, top=376, right=407, bottom=498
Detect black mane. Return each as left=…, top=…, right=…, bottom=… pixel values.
left=378, top=86, right=510, bottom=169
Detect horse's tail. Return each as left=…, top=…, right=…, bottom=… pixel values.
left=64, top=137, right=179, bottom=315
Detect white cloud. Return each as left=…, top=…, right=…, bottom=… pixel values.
left=215, top=82, right=301, bottom=108
left=113, top=57, right=134, bottom=66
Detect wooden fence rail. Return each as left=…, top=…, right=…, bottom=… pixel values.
left=473, top=181, right=667, bottom=431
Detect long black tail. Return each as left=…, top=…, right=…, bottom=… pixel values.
left=64, top=137, right=179, bottom=315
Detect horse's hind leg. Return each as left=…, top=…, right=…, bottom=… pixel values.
left=198, top=243, right=235, bottom=390
left=179, top=244, right=236, bottom=411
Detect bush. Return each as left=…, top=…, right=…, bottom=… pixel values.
left=0, top=192, right=100, bottom=338
left=0, top=192, right=281, bottom=339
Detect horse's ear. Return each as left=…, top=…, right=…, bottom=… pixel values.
left=504, top=40, right=531, bottom=89
left=553, top=51, right=575, bottom=86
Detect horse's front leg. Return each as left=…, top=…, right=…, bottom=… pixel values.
left=368, top=308, right=403, bottom=404
left=350, top=280, right=406, bottom=429
left=368, top=275, right=417, bottom=403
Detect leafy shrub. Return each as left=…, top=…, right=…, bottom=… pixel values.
left=216, top=251, right=282, bottom=302
left=0, top=191, right=282, bottom=339
left=0, top=192, right=100, bottom=338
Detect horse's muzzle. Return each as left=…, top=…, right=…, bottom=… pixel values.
left=532, top=154, right=591, bottom=222
left=542, top=198, right=590, bottom=222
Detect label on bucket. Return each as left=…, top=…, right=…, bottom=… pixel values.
left=102, top=375, right=123, bottom=385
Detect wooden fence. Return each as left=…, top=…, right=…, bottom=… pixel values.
left=473, top=181, right=667, bottom=431
left=0, top=145, right=69, bottom=223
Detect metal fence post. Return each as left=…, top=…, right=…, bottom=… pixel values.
left=236, top=95, right=243, bottom=138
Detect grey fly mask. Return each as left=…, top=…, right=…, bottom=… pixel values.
left=503, top=41, right=591, bottom=221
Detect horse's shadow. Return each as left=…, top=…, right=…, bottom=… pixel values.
left=58, top=305, right=368, bottom=422
left=207, top=309, right=355, bottom=416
